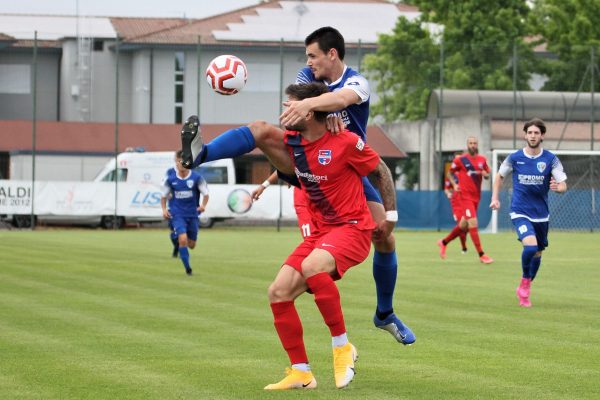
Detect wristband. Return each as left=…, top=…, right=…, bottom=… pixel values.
left=385, top=210, right=398, bottom=222
left=261, top=180, right=271, bottom=188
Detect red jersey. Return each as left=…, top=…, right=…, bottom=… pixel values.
left=450, top=153, right=490, bottom=202
left=284, top=129, right=378, bottom=230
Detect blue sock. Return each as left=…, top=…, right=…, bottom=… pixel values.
left=179, top=246, right=191, bottom=270
left=373, top=250, right=397, bottom=317
left=197, top=126, right=256, bottom=164
left=530, top=256, right=542, bottom=280
left=521, top=245, right=537, bottom=279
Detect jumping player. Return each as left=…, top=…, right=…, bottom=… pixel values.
left=160, top=150, right=209, bottom=275
left=490, top=118, right=567, bottom=307
left=438, top=137, right=494, bottom=264
left=190, top=26, right=414, bottom=345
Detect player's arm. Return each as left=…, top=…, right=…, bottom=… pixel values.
left=482, top=159, right=491, bottom=180
left=197, top=178, right=209, bottom=212
left=251, top=171, right=279, bottom=201
left=550, top=156, right=568, bottom=193
left=490, top=173, right=504, bottom=210
left=447, top=168, right=459, bottom=191
left=160, top=181, right=171, bottom=219
left=368, top=158, right=397, bottom=240
left=490, top=156, right=513, bottom=210
left=280, top=89, right=360, bottom=127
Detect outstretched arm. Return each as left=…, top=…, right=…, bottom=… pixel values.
left=368, top=159, right=397, bottom=240
left=251, top=171, right=279, bottom=201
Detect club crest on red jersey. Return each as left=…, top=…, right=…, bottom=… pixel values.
left=318, top=150, right=332, bottom=165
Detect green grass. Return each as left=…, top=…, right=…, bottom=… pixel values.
left=0, top=228, right=598, bottom=399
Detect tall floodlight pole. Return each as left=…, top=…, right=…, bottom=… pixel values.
left=114, top=36, right=120, bottom=229
left=31, top=31, right=38, bottom=230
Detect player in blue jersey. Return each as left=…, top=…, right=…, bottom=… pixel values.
left=281, top=26, right=414, bottom=344
left=180, top=27, right=415, bottom=345
left=490, top=118, right=567, bottom=307
left=165, top=167, right=180, bottom=258
left=161, top=150, right=209, bottom=275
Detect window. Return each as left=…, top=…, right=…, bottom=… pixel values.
left=174, top=52, right=185, bottom=123
left=93, top=39, right=104, bottom=51
left=100, top=169, right=128, bottom=182
left=196, top=166, right=229, bottom=184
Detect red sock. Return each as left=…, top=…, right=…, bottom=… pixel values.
left=443, top=225, right=464, bottom=244
left=270, top=301, right=308, bottom=364
left=305, top=272, right=346, bottom=337
left=459, top=231, right=467, bottom=250
left=468, top=227, right=484, bottom=254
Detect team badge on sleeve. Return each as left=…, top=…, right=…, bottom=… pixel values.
left=356, top=138, right=365, bottom=151
left=318, top=150, right=332, bottom=165
left=537, top=162, right=546, bottom=173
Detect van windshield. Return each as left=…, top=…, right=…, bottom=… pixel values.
left=99, top=168, right=128, bottom=182
left=195, top=166, right=228, bottom=184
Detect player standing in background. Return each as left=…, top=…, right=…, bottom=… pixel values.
left=161, top=151, right=209, bottom=275
left=440, top=164, right=468, bottom=255
left=490, top=118, right=567, bottom=307
left=438, top=137, right=494, bottom=264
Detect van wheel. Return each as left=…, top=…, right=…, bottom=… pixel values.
left=13, top=215, right=35, bottom=228
left=101, top=216, right=125, bottom=229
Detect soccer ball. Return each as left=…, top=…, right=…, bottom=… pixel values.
left=206, top=55, right=248, bottom=95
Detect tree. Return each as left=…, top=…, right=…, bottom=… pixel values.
left=529, top=0, right=600, bottom=91
left=364, top=0, right=535, bottom=121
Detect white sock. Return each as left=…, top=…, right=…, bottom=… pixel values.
left=332, top=333, right=348, bottom=347
left=292, top=363, right=310, bottom=372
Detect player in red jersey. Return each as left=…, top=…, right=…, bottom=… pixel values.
left=438, top=137, right=494, bottom=264
left=192, top=83, right=398, bottom=390
left=441, top=171, right=468, bottom=255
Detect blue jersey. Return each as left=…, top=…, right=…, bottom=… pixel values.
left=296, top=65, right=370, bottom=141
left=162, top=169, right=209, bottom=218
left=498, top=149, right=567, bottom=222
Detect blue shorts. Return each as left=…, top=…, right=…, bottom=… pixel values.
left=511, top=217, right=548, bottom=251
left=362, top=176, right=382, bottom=203
left=171, top=215, right=200, bottom=241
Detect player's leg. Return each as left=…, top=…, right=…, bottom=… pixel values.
left=364, top=179, right=415, bottom=345
left=300, top=226, right=368, bottom=389
left=464, top=201, right=493, bottom=264
left=265, top=263, right=316, bottom=390
left=512, top=218, right=538, bottom=307
left=180, top=117, right=294, bottom=175
left=168, top=220, right=179, bottom=257
left=530, top=221, right=548, bottom=281
left=186, top=217, right=199, bottom=251
left=171, top=216, right=193, bottom=275
left=438, top=222, right=467, bottom=259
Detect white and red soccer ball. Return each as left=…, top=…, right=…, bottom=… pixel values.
left=206, top=55, right=247, bottom=95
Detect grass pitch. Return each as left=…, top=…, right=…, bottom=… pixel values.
left=0, top=228, right=598, bottom=399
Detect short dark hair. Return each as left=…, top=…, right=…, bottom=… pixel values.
left=523, top=118, right=546, bottom=134
left=175, top=150, right=184, bottom=159
left=285, top=83, right=329, bottom=122
left=305, top=26, right=345, bottom=60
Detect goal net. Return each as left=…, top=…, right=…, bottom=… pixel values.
left=488, top=149, right=600, bottom=233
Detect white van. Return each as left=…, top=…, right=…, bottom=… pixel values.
left=92, top=151, right=236, bottom=228
left=2, top=151, right=236, bottom=229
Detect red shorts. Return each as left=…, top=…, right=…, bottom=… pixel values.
left=460, top=197, right=480, bottom=220
left=284, top=224, right=372, bottom=280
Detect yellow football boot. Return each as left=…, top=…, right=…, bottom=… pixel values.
left=264, top=367, right=317, bottom=390
left=333, top=343, right=357, bottom=388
